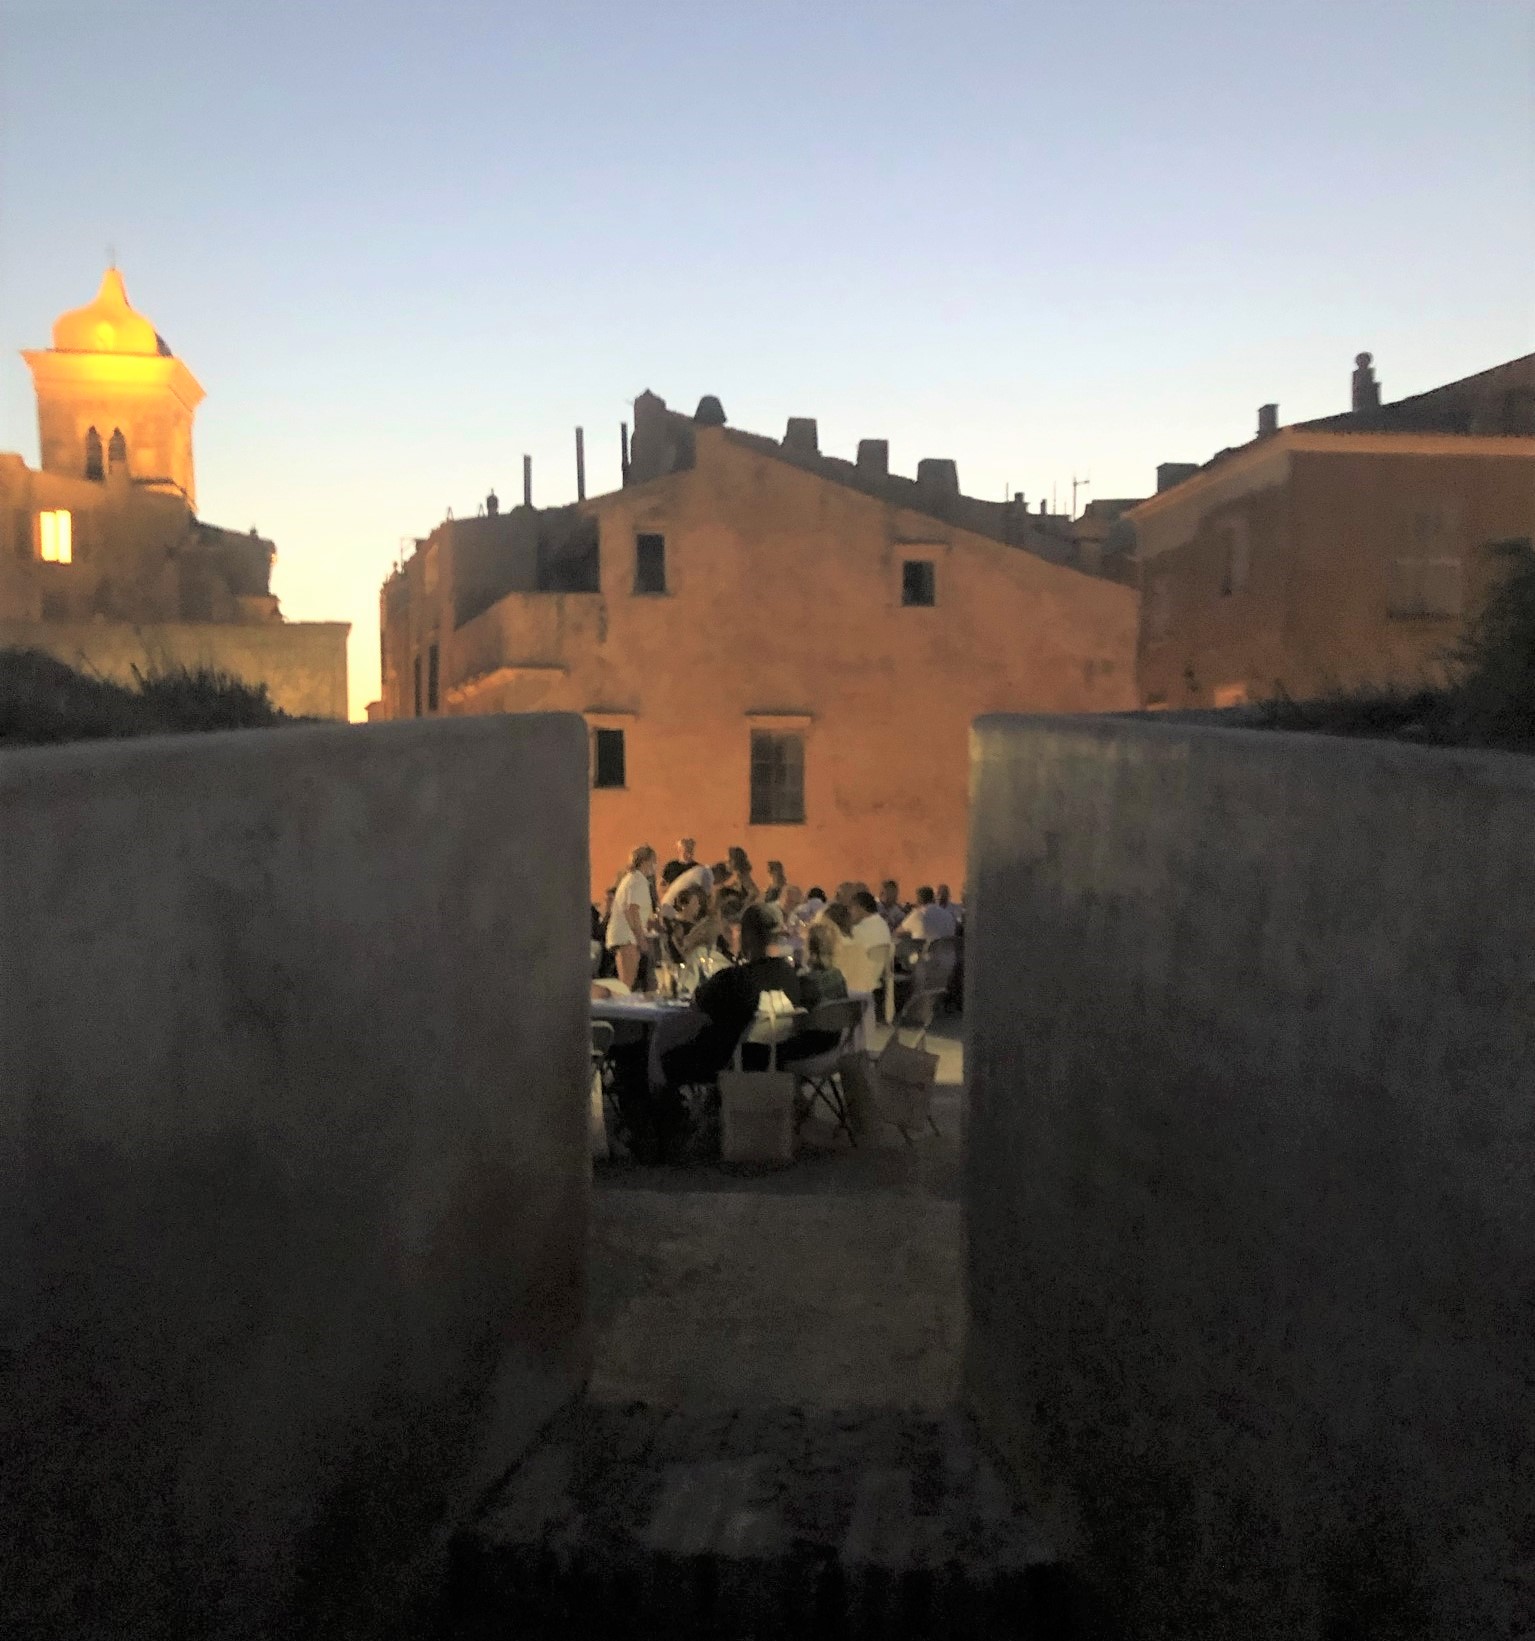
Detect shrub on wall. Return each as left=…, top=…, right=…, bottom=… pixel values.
left=0, top=648, right=296, bottom=746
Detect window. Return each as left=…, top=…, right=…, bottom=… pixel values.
left=1219, top=522, right=1250, bottom=595
left=427, top=642, right=440, bottom=712
left=902, top=559, right=936, bottom=606
left=592, top=727, right=626, bottom=789
left=38, top=510, right=72, bottom=564
left=84, top=427, right=103, bottom=481
left=635, top=533, right=667, bottom=595
left=536, top=516, right=601, bottom=592
left=1387, top=557, right=1463, bottom=620
left=750, top=730, right=804, bottom=825
left=412, top=654, right=422, bottom=717
left=107, top=428, right=127, bottom=472
left=1146, top=576, right=1172, bottom=642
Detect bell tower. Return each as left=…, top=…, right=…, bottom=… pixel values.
left=22, top=267, right=205, bottom=509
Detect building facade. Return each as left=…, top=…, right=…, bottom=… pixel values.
left=1, top=269, right=348, bottom=718
left=1132, top=353, right=1535, bottom=710
left=377, top=392, right=1139, bottom=893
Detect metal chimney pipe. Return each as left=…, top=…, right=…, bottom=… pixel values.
left=620, top=421, right=630, bottom=485
left=576, top=427, right=586, bottom=501
left=522, top=454, right=532, bottom=508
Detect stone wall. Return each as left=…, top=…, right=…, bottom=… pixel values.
left=0, top=616, right=350, bottom=719
left=965, top=714, right=1535, bottom=1639
left=0, top=714, right=591, bottom=1640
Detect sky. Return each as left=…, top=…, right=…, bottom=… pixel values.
left=1, top=0, right=1530, bottom=720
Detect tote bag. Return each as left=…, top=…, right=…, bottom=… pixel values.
left=719, top=991, right=798, bottom=1164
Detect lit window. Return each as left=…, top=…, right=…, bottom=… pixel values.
left=592, top=727, right=626, bottom=789
left=750, top=730, right=805, bottom=825
left=902, top=560, right=936, bottom=606
left=38, top=510, right=73, bottom=564
left=635, top=533, right=667, bottom=594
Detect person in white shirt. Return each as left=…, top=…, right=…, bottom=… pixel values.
left=936, top=883, right=964, bottom=927
left=850, top=890, right=892, bottom=952
left=606, top=844, right=658, bottom=990
left=897, top=885, right=958, bottom=944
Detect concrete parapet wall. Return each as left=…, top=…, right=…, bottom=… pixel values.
left=0, top=617, right=351, bottom=719
left=0, top=715, right=590, bottom=1639
left=964, top=714, right=1535, bottom=1639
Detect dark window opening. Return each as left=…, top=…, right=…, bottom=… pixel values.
left=902, top=559, right=936, bottom=606
left=750, top=730, right=805, bottom=825
left=107, top=427, right=127, bottom=472
left=536, top=516, right=601, bottom=592
left=412, top=654, right=422, bottom=717
left=592, top=727, right=626, bottom=789
left=84, top=427, right=103, bottom=481
left=635, top=533, right=667, bottom=594
left=427, top=642, right=440, bottom=712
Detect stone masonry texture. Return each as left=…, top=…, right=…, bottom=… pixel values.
left=0, top=714, right=592, bottom=1640
left=964, top=713, right=1535, bottom=1639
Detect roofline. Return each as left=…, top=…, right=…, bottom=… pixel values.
left=1128, top=426, right=1535, bottom=523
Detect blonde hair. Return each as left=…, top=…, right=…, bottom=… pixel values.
left=806, top=920, right=841, bottom=970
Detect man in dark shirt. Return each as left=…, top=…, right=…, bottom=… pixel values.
left=660, top=903, right=801, bottom=1086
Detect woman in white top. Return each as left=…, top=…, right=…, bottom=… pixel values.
left=606, top=844, right=658, bottom=991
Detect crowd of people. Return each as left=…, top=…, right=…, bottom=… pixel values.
left=591, top=838, right=965, bottom=994
left=589, top=839, right=966, bottom=1159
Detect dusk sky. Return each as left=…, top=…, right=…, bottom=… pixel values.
left=2, top=0, right=1530, bottom=720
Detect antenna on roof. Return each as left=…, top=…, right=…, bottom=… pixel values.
left=1072, top=475, right=1091, bottom=516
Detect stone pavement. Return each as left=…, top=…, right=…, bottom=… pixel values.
left=446, top=1022, right=1069, bottom=1637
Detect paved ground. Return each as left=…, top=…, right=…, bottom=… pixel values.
left=589, top=1023, right=966, bottom=1408
left=447, top=1019, right=1064, bottom=1637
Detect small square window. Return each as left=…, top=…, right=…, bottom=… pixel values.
left=592, top=727, right=626, bottom=789
left=38, top=509, right=72, bottom=564
left=750, top=730, right=805, bottom=825
left=901, top=559, right=935, bottom=606
left=427, top=642, right=440, bottom=712
left=635, top=533, right=667, bottom=595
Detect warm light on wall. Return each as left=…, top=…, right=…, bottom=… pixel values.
left=39, top=510, right=73, bottom=564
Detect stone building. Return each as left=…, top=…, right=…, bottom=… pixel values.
left=0, top=269, right=348, bottom=717
left=375, top=390, right=1138, bottom=892
left=1132, top=352, right=1535, bottom=710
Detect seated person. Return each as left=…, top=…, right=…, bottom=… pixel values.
left=896, top=884, right=958, bottom=944
left=780, top=922, right=850, bottom=1063
left=659, top=903, right=802, bottom=1088
left=658, top=884, right=709, bottom=965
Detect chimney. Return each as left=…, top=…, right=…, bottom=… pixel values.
left=783, top=417, right=819, bottom=455
left=916, top=458, right=959, bottom=503
left=1257, top=403, right=1279, bottom=438
left=522, top=454, right=532, bottom=508
left=1157, top=461, right=1199, bottom=493
left=856, top=438, right=889, bottom=477
left=486, top=489, right=499, bottom=517
left=1013, top=491, right=1026, bottom=507
left=1038, top=498, right=1047, bottom=515
left=575, top=427, right=586, bottom=501
left=1352, top=351, right=1381, bottom=413
left=620, top=421, right=630, bottom=485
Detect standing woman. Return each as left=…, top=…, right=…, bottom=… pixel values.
left=721, top=845, right=761, bottom=906
left=606, top=845, right=658, bottom=991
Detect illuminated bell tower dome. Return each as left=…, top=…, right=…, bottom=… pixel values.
left=22, top=266, right=205, bottom=508
left=51, top=267, right=170, bottom=358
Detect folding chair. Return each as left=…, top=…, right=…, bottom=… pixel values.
left=785, top=997, right=867, bottom=1146
left=879, top=987, right=948, bottom=1143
